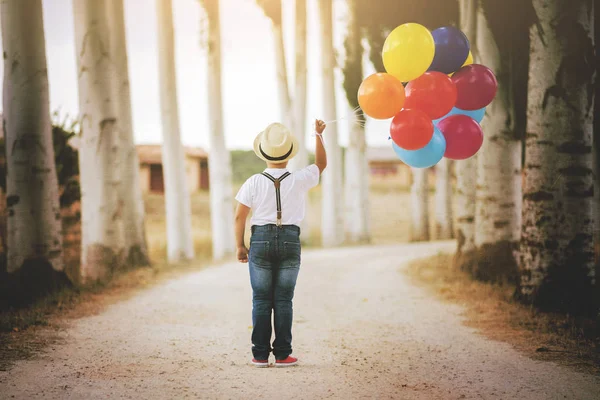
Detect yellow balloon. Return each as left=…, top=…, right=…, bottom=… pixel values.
left=449, top=51, right=473, bottom=76
left=382, top=23, right=435, bottom=82
left=464, top=51, right=474, bottom=66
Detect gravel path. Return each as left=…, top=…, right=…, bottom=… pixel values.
left=1, top=241, right=599, bottom=399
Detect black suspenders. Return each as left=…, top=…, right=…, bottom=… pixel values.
left=261, top=171, right=291, bottom=227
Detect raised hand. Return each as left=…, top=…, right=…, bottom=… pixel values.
left=315, top=119, right=326, bottom=134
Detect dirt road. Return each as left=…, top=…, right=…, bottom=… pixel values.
left=1, top=242, right=599, bottom=399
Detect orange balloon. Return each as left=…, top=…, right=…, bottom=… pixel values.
left=358, top=73, right=406, bottom=119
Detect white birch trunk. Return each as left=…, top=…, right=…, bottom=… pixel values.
left=2, top=0, right=63, bottom=274
left=472, top=5, right=521, bottom=281
left=272, top=20, right=294, bottom=131
left=519, top=0, right=595, bottom=310
left=156, top=0, right=194, bottom=262
left=455, top=0, right=478, bottom=259
left=73, top=0, right=124, bottom=283
left=319, top=0, right=344, bottom=247
left=203, top=0, right=235, bottom=260
left=455, top=158, right=476, bottom=251
left=410, top=168, right=430, bottom=241
left=288, top=0, right=308, bottom=172
left=107, top=0, right=150, bottom=267
left=342, top=0, right=370, bottom=243
left=434, top=159, right=454, bottom=239
left=345, top=123, right=370, bottom=243
left=284, top=0, right=310, bottom=241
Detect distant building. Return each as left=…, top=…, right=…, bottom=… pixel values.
left=367, top=146, right=442, bottom=187
left=367, top=146, right=412, bottom=185
left=58, top=134, right=210, bottom=194
left=136, top=144, right=209, bottom=193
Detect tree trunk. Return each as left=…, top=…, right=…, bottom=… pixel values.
left=595, top=126, right=599, bottom=273
left=288, top=0, right=308, bottom=172
left=107, top=0, right=150, bottom=268
left=271, top=14, right=294, bottom=132
left=519, top=0, right=595, bottom=313
left=319, top=0, right=344, bottom=247
left=342, top=0, right=370, bottom=244
left=156, top=0, right=194, bottom=262
left=594, top=0, right=599, bottom=280
left=73, top=0, right=124, bottom=283
left=202, top=0, right=235, bottom=260
left=454, top=156, right=477, bottom=260
left=434, top=159, right=454, bottom=239
left=2, top=0, right=64, bottom=284
left=345, top=123, right=370, bottom=243
left=454, top=0, right=478, bottom=268
left=410, top=168, right=430, bottom=242
left=470, top=5, right=521, bottom=283
left=286, top=0, right=310, bottom=243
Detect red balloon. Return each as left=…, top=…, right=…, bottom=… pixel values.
left=437, top=115, right=483, bottom=160
left=390, top=109, right=434, bottom=150
left=404, top=72, right=457, bottom=119
left=451, top=64, right=498, bottom=110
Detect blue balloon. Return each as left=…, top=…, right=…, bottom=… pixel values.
left=433, top=107, right=486, bottom=125
left=392, top=128, right=446, bottom=168
left=427, top=27, right=470, bottom=74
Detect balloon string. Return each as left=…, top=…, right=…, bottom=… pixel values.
left=322, top=118, right=344, bottom=124
left=312, top=131, right=325, bottom=146
left=322, top=106, right=363, bottom=125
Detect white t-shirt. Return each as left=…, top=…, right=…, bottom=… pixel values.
left=235, top=164, right=320, bottom=226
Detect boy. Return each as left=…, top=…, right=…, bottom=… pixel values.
left=234, top=120, right=327, bottom=367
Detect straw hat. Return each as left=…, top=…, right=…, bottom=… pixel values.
left=253, top=123, right=299, bottom=164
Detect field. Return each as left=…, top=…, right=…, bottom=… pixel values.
left=143, top=179, right=442, bottom=262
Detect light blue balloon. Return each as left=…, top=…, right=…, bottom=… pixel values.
left=433, top=107, right=486, bottom=125
left=392, top=128, right=447, bottom=168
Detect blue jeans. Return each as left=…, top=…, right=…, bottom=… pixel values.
left=248, top=224, right=301, bottom=360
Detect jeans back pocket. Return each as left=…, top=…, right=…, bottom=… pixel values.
left=249, top=241, right=270, bottom=266
left=282, top=241, right=301, bottom=267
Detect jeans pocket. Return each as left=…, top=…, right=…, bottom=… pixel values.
left=283, top=241, right=301, bottom=267
left=249, top=241, right=270, bottom=265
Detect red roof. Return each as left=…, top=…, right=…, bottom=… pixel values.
left=136, top=144, right=208, bottom=164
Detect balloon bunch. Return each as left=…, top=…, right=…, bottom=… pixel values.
left=357, top=23, right=498, bottom=168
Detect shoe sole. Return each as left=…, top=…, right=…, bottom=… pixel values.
left=251, top=361, right=269, bottom=368
left=274, top=362, right=298, bottom=367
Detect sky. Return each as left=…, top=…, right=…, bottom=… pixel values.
left=0, top=0, right=390, bottom=151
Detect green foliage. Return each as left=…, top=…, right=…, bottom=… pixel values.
left=230, top=150, right=317, bottom=184
left=51, top=114, right=80, bottom=207
left=230, top=150, right=266, bottom=183
left=52, top=125, right=79, bottom=186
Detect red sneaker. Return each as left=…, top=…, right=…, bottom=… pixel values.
left=275, top=356, right=298, bottom=367
left=251, top=358, right=269, bottom=367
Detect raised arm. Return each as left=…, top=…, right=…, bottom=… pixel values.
left=315, top=119, right=327, bottom=173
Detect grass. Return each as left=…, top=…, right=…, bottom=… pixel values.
left=405, top=253, right=600, bottom=374
left=144, top=192, right=215, bottom=262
